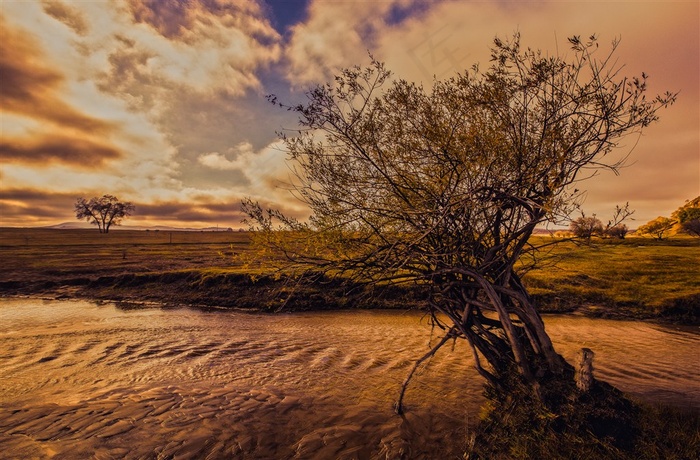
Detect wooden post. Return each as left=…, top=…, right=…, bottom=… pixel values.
left=575, top=347, right=595, bottom=392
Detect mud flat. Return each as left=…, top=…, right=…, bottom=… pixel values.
left=2, top=298, right=699, bottom=459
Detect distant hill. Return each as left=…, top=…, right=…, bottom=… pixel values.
left=38, top=222, right=553, bottom=234
left=41, top=222, right=236, bottom=232
left=43, top=222, right=93, bottom=230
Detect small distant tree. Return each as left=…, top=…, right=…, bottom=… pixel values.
left=675, top=206, right=700, bottom=237
left=637, top=216, right=676, bottom=240
left=602, top=203, right=634, bottom=239
left=677, top=208, right=700, bottom=224
left=604, top=223, right=629, bottom=239
left=75, top=195, right=135, bottom=233
left=682, top=219, right=700, bottom=237
left=677, top=207, right=700, bottom=223
left=569, top=215, right=604, bottom=240
left=670, top=197, right=700, bottom=237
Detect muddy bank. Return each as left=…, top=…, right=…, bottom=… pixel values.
left=0, top=270, right=429, bottom=312
left=532, top=290, right=700, bottom=324
left=3, top=298, right=699, bottom=459
left=1, top=269, right=697, bottom=323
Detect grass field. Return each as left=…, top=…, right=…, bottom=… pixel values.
left=523, top=236, right=700, bottom=320
left=1, top=227, right=698, bottom=321
left=0, top=227, right=252, bottom=277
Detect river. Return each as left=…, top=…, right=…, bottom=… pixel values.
left=1, top=298, right=698, bottom=459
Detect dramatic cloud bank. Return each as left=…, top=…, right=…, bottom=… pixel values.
left=1, top=0, right=697, bottom=228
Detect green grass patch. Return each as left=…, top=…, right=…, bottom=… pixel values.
left=522, top=237, right=700, bottom=322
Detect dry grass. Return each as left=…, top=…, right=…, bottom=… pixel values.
left=0, top=228, right=253, bottom=280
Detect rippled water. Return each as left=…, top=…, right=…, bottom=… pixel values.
left=1, top=298, right=698, bottom=459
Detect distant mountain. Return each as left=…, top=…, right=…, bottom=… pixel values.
left=42, top=222, right=236, bottom=232
left=146, top=225, right=236, bottom=232
left=43, top=222, right=93, bottom=229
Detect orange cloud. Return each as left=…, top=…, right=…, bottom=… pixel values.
left=41, top=0, right=89, bottom=36
left=0, top=16, right=113, bottom=134
left=136, top=200, right=243, bottom=224
left=0, top=133, right=122, bottom=168
left=0, top=188, right=79, bottom=224
left=133, top=197, right=308, bottom=226
left=95, top=35, right=166, bottom=112
left=125, top=0, right=276, bottom=45
left=0, top=189, right=243, bottom=227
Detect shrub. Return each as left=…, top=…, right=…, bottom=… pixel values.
left=604, top=224, right=629, bottom=239
left=570, top=215, right=604, bottom=240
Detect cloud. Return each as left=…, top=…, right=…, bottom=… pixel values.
left=0, top=188, right=80, bottom=224
left=95, top=34, right=172, bottom=113
left=199, top=152, right=241, bottom=171
left=198, top=141, right=290, bottom=193
left=81, top=0, right=290, bottom=195
left=0, top=2, right=290, bottom=228
left=126, top=0, right=199, bottom=40
left=135, top=199, right=245, bottom=225
left=0, top=188, right=240, bottom=227
left=0, top=1, right=695, bottom=229
left=0, top=133, right=123, bottom=167
left=41, top=0, right=89, bottom=36
left=198, top=142, right=255, bottom=171
left=125, top=0, right=277, bottom=45
left=283, top=1, right=379, bottom=85
left=0, top=16, right=114, bottom=134
left=115, top=0, right=282, bottom=96
left=283, top=0, right=440, bottom=86
left=0, top=187, right=248, bottom=228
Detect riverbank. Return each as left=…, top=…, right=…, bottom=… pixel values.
left=1, top=228, right=698, bottom=323
left=0, top=270, right=428, bottom=312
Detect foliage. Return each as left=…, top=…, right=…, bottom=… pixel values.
left=671, top=196, right=700, bottom=220
left=675, top=206, right=700, bottom=224
left=245, top=33, right=675, bottom=410
left=75, top=195, right=135, bottom=233
left=682, top=219, right=700, bottom=237
left=569, top=215, right=604, bottom=240
left=673, top=197, right=700, bottom=237
left=603, top=223, right=629, bottom=239
left=637, top=216, right=676, bottom=240
left=569, top=205, right=633, bottom=240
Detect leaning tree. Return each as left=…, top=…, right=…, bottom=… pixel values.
left=244, top=34, right=675, bottom=412
left=75, top=194, right=135, bottom=233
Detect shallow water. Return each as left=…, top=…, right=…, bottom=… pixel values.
left=1, top=298, right=698, bottom=459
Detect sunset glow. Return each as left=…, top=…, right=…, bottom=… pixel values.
left=1, top=0, right=698, bottom=228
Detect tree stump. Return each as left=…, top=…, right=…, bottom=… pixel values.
left=576, top=348, right=595, bottom=392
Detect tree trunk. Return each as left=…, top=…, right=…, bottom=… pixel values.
left=575, top=348, right=595, bottom=392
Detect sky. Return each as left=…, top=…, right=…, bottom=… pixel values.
left=1, top=0, right=698, bottom=229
